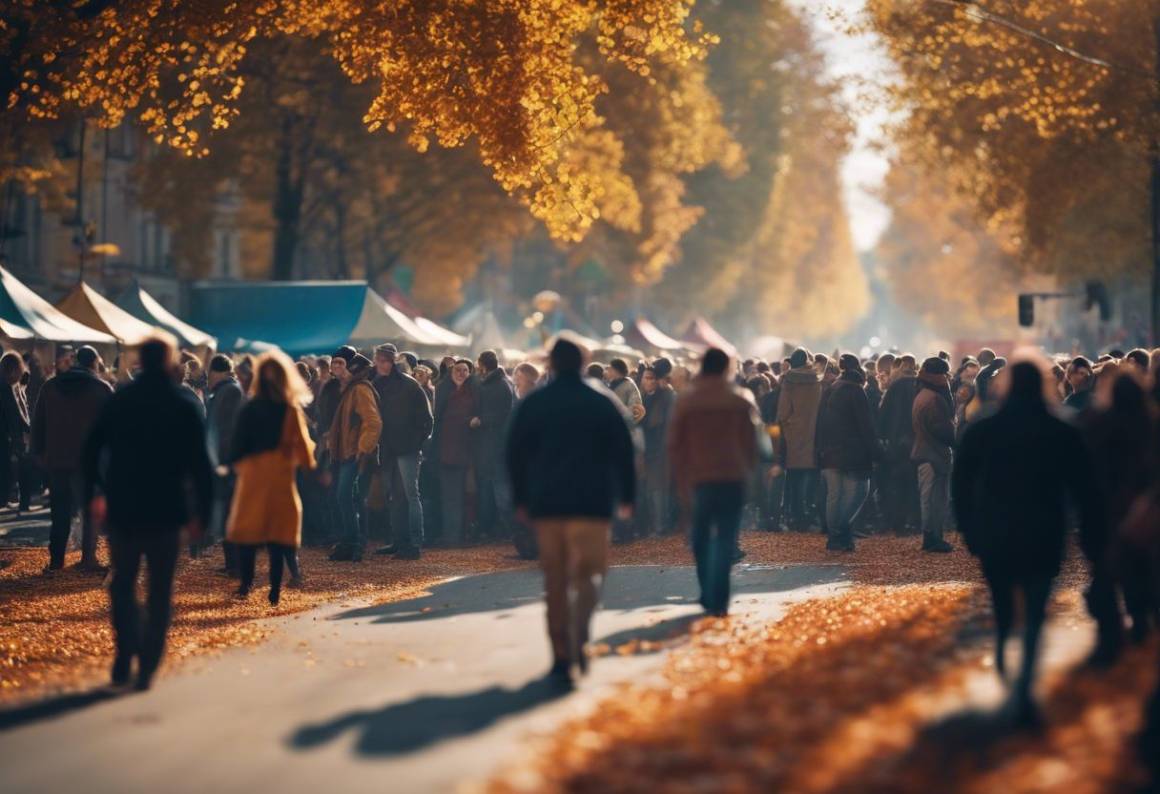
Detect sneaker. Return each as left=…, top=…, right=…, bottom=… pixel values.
left=922, top=537, right=953, bottom=553
left=547, top=660, right=573, bottom=686
left=268, top=589, right=281, bottom=607
left=74, top=559, right=107, bottom=574
left=328, top=545, right=354, bottom=562
left=233, top=586, right=251, bottom=600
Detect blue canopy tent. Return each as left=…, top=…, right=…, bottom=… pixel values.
left=190, top=281, right=440, bottom=357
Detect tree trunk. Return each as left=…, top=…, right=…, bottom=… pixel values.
left=1153, top=14, right=1160, bottom=344
left=271, top=117, right=302, bottom=280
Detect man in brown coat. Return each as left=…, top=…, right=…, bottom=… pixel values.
left=327, top=353, right=381, bottom=562
left=776, top=348, right=822, bottom=532
left=669, top=348, right=766, bottom=615
left=912, top=356, right=956, bottom=553
left=32, top=345, right=113, bottom=571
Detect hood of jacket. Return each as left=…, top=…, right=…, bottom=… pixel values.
left=838, top=369, right=866, bottom=387
left=782, top=367, right=819, bottom=386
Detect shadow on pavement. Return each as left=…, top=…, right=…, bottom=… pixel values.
left=330, top=564, right=846, bottom=625
left=0, top=688, right=127, bottom=733
left=288, top=674, right=572, bottom=757
left=594, top=612, right=703, bottom=656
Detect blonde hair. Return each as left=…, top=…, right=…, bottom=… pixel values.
left=252, top=350, right=313, bottom=406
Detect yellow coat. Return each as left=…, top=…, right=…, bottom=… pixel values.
left=226, top=404, right=316, bottom=547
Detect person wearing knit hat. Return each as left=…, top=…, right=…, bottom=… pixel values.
left=326, top=350, right=381, bottom=562
left=912, top=354, right=955, bottom=553
left=778, top=346, right=823, bottom=532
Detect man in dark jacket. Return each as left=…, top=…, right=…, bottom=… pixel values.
left=640, top=358, right=677, bottom=535
left=82, top=337, right=213, bottom=690
left=32, top=345, right=113, bottom=571
left=952, top=359, right=1102, bottom=724
left=506, top=338, right=635, bottom=684
left=877, top=354, right=920, bottom=535
left=912, top=357, right=956, bottom=553
left=204, top=354, right=245, bottom=571
left=472, top=350, right=516, bottom=539
left=816, top=355, right=879, bottom=551
left=372, top=344, right=434, bottom=559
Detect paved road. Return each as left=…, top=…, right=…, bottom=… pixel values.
left=0, top=563, right=847, bottom=794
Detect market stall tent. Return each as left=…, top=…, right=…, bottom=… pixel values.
left=681, top=317, right=737, bottom=356
left=116, top=281, right=217, bottom=350
left=622, top=317, right=693, bottom=354
left=348, top=288, right=442, bottom=350
left=0, top=267, right=115, bottom=345
left=56, top=282, right=159, bottom=346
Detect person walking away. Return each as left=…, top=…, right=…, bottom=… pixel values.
left=640, top=360, right=677, bottom=536
left=204, top=354, right=246, bottom=571
left=225, top=352, right=316, bottom=605
left=877, top=354, right=920, bottom=535
left=912, top=357, right=956, bottom=553
left=435, top=359, right=476, bottom=547
left=32, top=344, right=113, bottom=572
left=669, top=348, right=765, bottom=616
left=952, top=358, right=1102, bottom=725
left=326, top=353, right=380, bottom=562
left=776, top=348, right=822, bottom=532
left=1083, top=371, right=1156, bottom=664
left=506, top=338, right=635, bottom=684
left=471, top=350, right=515, bottom=540
left=371, top=345, right=433, bottom=559
left=0, top=353, right=31, bottom=513
left=815, top=355, right=879, bottom=551
left=82, top=337, right=213, bottom=690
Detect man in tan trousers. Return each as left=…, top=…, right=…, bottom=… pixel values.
left=506, top=337, right=637, bottom=684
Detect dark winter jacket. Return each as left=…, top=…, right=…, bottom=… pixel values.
left=205, top=376, right=245, bottom=468
left=82, top=371, right=214, bottom=534
left=776, top=367, right=822, bottom=469
left=506, top=372, right=636, bottom=519
left=911, top=372, right=956, bottom=474
left=952, top=390, right=1102, bottom=577
left=315, top=378, right=342, bottom=436
left=373, top=369, right=434, bottom=458
left=878, top=375, right=919, bottom=461
left=0, top=382, right=30, bottom=457
left=32, top=367, right=113, bottom=471
left=865, top=377, right=883, bottom=427
left=642, top=385, right=676, bottom=471
left=473, top=368, right=515, bottom=467
left=816, top=370, right=879, bottom=474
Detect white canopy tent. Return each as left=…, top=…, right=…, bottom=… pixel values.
left=0, top=267, right=115, bottom=345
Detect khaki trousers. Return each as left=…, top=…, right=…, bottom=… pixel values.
left=535, top=518, right=610, bottom=665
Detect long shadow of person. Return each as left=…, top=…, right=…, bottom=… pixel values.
left=0, top=688, right=126, bottom=733
left=288, top=674, right=573, bottom=758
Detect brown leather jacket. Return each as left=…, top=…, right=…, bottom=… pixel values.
left=668, top=375, right=760, bottom=491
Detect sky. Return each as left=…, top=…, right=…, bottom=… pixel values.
left=790, top=0, right=895, bottom=251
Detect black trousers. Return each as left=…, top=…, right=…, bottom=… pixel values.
left=108, top=529, right=180, bottom=678
left=48, top=468, right=96, bottom=566
left=238, top=543, right=295, bottom=594
left=982, top=562, right=1053, bottom=701
left=692, top=481, right=744, bottom=614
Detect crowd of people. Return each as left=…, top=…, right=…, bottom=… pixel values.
left=1, top=330, right=1158, bottom=732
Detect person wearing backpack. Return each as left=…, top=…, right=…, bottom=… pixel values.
left=326, top=352, right=381, bottom=562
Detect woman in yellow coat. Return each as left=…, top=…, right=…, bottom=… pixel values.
left=226, top=351, right=316, bottom=605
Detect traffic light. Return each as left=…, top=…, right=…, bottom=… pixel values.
left=1085, top=280, right=1112, bottom=322
left=1018, top=294, right=1034, bottom=327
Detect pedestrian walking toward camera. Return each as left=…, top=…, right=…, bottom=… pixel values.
left=669, top=348, right=765, bottom=616
left=506, top=338, right=636, bottom=684
left=82, top=337, right=213, bottom=690
left=952, top=358, right=1103, bottom=726
left=226, top=352, right=316, bottom=605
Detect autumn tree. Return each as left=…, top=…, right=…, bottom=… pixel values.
left=863, top=0, right=1160, bottom=336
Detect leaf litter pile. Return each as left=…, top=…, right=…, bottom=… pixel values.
left=4, top=530, right=1155, bottom=792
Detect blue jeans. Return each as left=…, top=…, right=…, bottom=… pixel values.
left=384, top=453, right=424, bottom=550
left=691, top=481, right=745, bottom=614
left=821, top=469, right=869, bottom=547
left=335, top=460, right=365, bottom=551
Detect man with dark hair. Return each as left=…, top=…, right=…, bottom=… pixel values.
left=640, top=359, right=677, bottom=536
left=471, top=349, right=515, bottom=540
left=777, top=348, right=822, bottom=532
left=1125, top=348, right=1151, bottom=372
left=32, top=344, right=113, bottom=571
left=1063, top=356, right=1095, bottom=414
left=507, top=337, right=635, bottom=683
left=912, top=357, right=956, bottom=553
left=953, top=359, right=1103, bottom=725
left=371, top=344, right=433, bottom=559
left=878, top=353, right=920, bottom=535
left=607, top=357, right=645, bottom=424
left=586, top=362, right=605, bottom=381
left=816, top=355, right=879, bottom=551
left=205, top=353, right=245, bottom=571
left=83, top=337, right=213, bottom=690
left=670, top=347, right=765, bottom=615
left=977, top=348, right=997, bottom=369
left=975, top=355, right=1007, bottom=408
left=327, top=353, right=381, bottom=561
